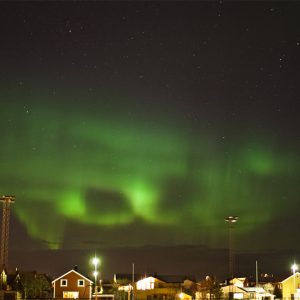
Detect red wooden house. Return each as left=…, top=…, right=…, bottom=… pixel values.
left=52, top=269, right=93, bottom=300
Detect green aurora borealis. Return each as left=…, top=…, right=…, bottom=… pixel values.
left=1, top=89, right=299, bottom=252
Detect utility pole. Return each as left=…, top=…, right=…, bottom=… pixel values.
left=0, top=195, right=15, bottom=269
left=256, top=260, right=258, bottom=287
left=132, top=263, right=135, bottom=300
left=225, top=216, right=238, bottom=279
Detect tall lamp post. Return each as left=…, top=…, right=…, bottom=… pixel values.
left=225, top=215, right=239, bottom=280
left=92, top=256, right=100, bottom=299
left=292, top=263, right=298, bottom=298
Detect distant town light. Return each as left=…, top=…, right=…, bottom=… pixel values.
left=225, top=216, right=239, bottom=223
left=136, top=277, right=155, bottom=290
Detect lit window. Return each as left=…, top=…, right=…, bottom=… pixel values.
left=61, top=279, right=68, bottom=287
left=137, top=277, right=155, bottom=290
left=233, top=293, right=244, bottom=299
left=63, top=291, right=79, bottom=299
left=78, top=279, right=85, bottom=287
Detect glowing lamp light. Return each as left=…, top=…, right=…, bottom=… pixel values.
left=91, top=255, right=100, bottom=287
left=92, top=257, right=100, bottom=267
left=291, top=262, right=298, bottom=294
left=93, top=270, right=99, bottom=278
left=225, top=216, right=239, bottom=223
left=292, top=263, right=298, bottom=273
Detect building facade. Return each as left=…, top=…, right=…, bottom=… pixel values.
left=52, top=269, right=93, bottom=300
left=134, top=276, right=192, bottom=300
left=281, top=272, right=300, bottom=300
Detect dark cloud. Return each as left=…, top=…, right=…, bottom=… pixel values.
left=85, top=187, right=132, bottom=215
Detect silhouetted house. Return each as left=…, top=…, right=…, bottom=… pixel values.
left=7, top=271, right=21, bottom=297
left=0, top=269, right=8, bottom=291
left=0, top=268, right=21, bottom=300
left=12, top=270, right=53, bottom=299
left=247, top=273, right=282, bottom=297
left=52, top=269, right=93, bottom=300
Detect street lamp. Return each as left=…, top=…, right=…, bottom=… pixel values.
left=292, top=263, right=298, bottom=297
left=225, top=216, right=239, bottom=279
left=92, top=256, right=100, bottom=283
left=91, top=256, right=100, bottom=298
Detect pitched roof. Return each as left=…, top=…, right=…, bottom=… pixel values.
left=281, top=272, right=300, bottom=283
left=156, top=275, right=196, bottom=283
left=114, top=273, right=138, bottom=282
left=242, top=287, right=267, bottom=293
left=114, top=273, right=195, bottom=284
left=7, top=273, right=20, bottom=285
left=52, top=269, right=93, bottom=284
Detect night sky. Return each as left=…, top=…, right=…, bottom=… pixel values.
left=1, top=1, right=300, bottom=280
